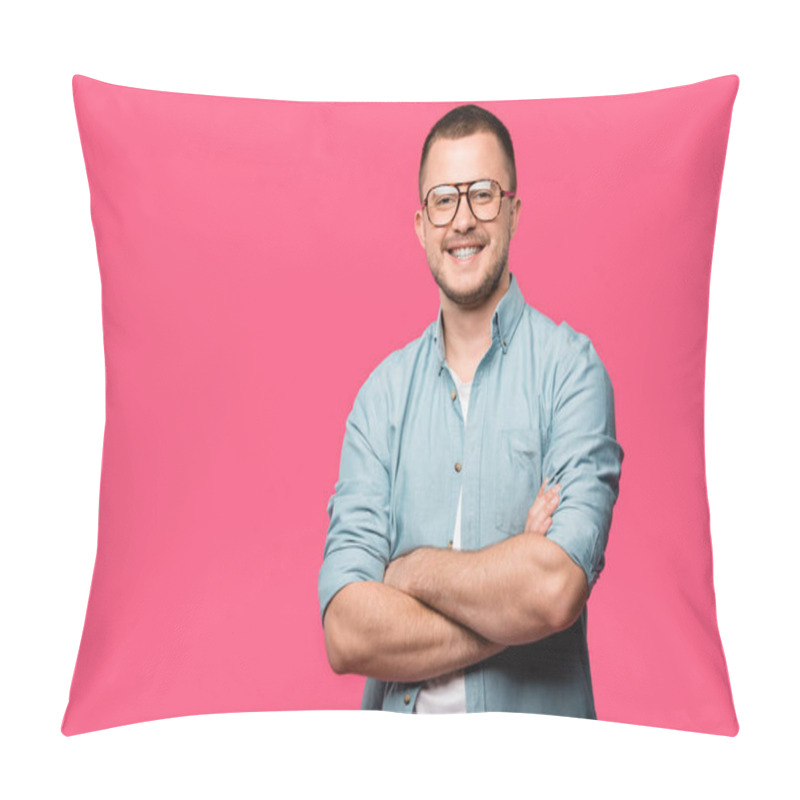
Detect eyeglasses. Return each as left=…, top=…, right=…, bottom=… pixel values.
left=422, top=179, right=516, bottom=227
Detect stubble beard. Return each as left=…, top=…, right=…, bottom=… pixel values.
left=430, top=239, right=510, bottom=310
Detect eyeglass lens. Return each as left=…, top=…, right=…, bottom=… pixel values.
left=426, top=180, right=502, bottom=225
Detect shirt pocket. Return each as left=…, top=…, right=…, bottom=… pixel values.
left=493, top=428, right=543, bottom=536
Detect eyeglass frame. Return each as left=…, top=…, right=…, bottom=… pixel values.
left=421, top=179, right=517, bottom=227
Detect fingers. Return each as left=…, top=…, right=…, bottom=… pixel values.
left=536, top=477, right=553, bottom=498
left=524, top=481, right=562, bottom=535
left=524, top=494, right=558, bottom=535
left=534, top=481, right=562, bottom=515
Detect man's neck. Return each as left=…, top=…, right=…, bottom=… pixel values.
left=441, top=273, right=510, bottom=383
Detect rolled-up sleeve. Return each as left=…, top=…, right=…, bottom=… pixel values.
left=543, top=333, right=624, bottom=592
left=318, top=379, right=392, bottom=624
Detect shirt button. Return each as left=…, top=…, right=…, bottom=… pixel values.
left=454, top=462, right=462, bottom=472
left=451, top=390, right=457, bottom=401
left=503, top=338, right=507, bottom=347
left=404, top=693, right=411, bottom=705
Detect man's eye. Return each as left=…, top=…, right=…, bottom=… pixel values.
left=471, top=191, right=493, bottom=203
left=433, top=195, right=456, bottom=208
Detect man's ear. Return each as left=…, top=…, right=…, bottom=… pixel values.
left=414, top=208, right=427, bottom=249
left=509, top=196, right=522, bottom=238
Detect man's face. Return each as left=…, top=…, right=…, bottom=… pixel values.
left=415, top=131, right=521, bottom=310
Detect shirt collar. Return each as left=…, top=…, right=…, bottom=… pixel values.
left=433, top=271, right=526, bottom=372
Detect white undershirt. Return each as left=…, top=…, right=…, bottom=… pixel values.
left=414, top=366, right=471, bottom=714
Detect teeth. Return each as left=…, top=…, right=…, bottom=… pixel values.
left=450, top=246, right=481, bottom=259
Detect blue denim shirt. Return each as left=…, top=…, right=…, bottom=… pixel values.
left=318, top=273, right=623, bottom=717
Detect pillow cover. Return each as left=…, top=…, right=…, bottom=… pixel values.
left=62, top=74, right=739, bottom=735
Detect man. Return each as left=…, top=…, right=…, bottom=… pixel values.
left=318, top=105, right=624, bottom=717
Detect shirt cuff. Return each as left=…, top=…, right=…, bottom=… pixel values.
left=318, top=545, right=387, bottom=624
left=545, top=505, right=606, bottom=592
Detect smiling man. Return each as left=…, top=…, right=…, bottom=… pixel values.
left=318, top=105, right=624, bottom=717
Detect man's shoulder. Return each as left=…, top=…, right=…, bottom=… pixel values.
left=351, top=323, right=436, bottom=411
left=523, top=303, right=597, bottom=363
left=521, top=304, right=613, bottom=408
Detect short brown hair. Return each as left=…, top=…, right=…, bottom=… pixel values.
left=418, top=104, right=517, bottom=201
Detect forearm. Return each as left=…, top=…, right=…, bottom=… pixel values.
left=386, top=534, right=588, bottom=647
left=323, top=580, right=506, bottom=683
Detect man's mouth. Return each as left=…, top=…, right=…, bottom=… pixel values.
left=447, top=244, right=485, bottom=261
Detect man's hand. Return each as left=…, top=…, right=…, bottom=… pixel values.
left=524, top=478, right=562, bottom=535
left=383, top=548, right=418, bottom=594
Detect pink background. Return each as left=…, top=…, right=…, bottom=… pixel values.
left=63, top=75, right=738, bottom=735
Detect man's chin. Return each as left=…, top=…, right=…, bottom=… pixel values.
left=441, top=286, right=489, bottom=308
left=434, top=268, right=506, bottom=310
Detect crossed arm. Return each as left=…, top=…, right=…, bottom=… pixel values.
left=322, top=334, right=623, bottom=684
left=323, top=481, right=589, bottom=683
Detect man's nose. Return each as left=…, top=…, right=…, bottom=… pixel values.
left=451, top=191, right=477, bottom=232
